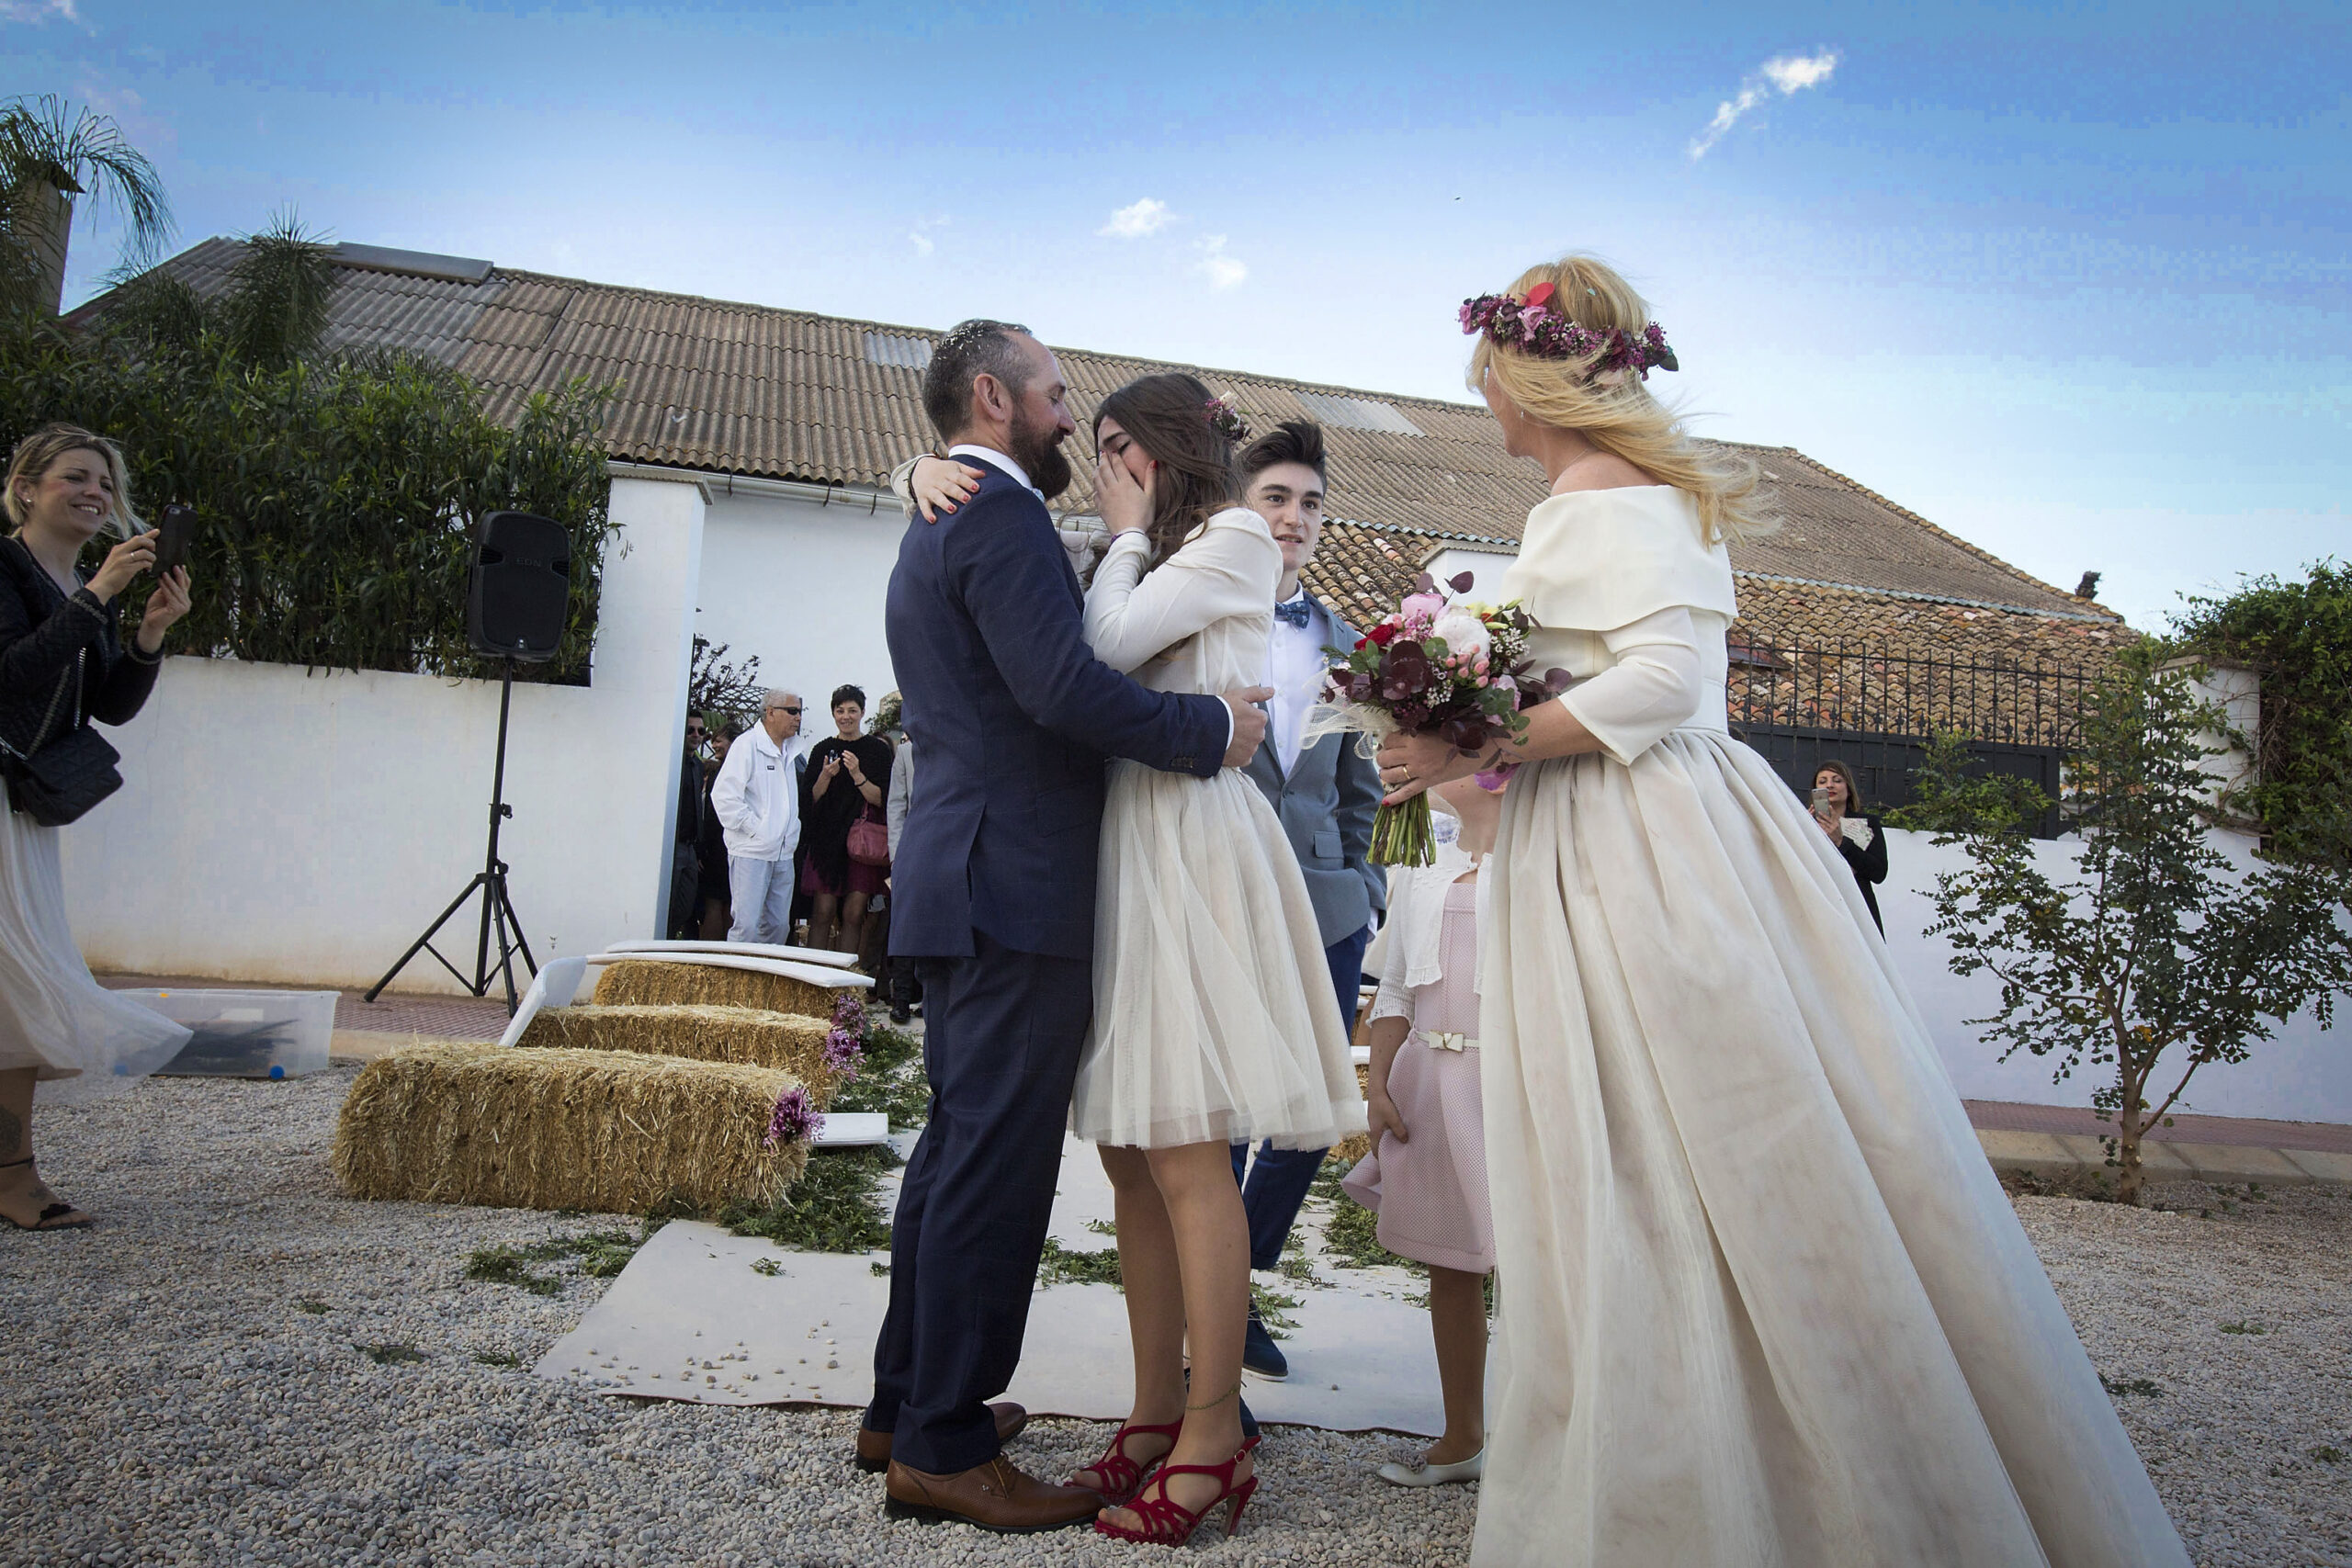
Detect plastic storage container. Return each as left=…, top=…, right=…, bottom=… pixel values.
left=122, top=988, right=339, bottom=1079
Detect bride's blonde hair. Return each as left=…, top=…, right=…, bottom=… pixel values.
left=1467, top=254, right=1767, bottom=546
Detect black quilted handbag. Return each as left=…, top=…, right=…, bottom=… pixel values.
left=0, top=647, right=122, bottom=826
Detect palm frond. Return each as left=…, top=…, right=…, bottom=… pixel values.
left=0, top=94, right=173, bottom=268
left=219, top=209, right=337, bottom=367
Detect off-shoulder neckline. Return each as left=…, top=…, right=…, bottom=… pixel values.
left=1534, top=483, right=1685, bottom=503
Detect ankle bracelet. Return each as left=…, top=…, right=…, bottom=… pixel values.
left=1184, top=1377, right=1241, bottom=1412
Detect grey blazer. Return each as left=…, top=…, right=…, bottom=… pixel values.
left=1246, top=611, right=1385, bottom=949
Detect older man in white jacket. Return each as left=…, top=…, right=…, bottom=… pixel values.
left=711, top=688, right=808, bottom=943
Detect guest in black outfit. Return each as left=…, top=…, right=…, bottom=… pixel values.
left=1811, top=758, right=1887, bottom=935
left=0, top=423, right=195, bottom=1230
left=669, top=714, right=707, bottom=938
left=696, top=718, right=737, bottom=939
left=797, top=683, right=893, bottom=953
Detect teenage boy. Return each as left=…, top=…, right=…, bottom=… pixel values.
left=1232, top=420, right=1384, bottom=1380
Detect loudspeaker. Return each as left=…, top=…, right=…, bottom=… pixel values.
left=466, top=511, right=572, bottom=663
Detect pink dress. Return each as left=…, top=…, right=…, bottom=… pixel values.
left=1341, top=880, right=1493, bottom=1274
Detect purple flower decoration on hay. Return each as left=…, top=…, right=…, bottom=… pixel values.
left=820, top=1023, right=864, bottom=1081
left=765, top=1085, right=822, bottom=1148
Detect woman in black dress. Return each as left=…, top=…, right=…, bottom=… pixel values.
left=797, top=683, right=892, bottom=953
left=1811, top=758, right=1888, bottom=935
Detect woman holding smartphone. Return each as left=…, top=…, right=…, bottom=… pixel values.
left=0, top=423, right=194, bottom=1230
left=1811, top=759, right=1887, bottom=935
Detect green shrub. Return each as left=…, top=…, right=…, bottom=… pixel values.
left=0, top=318, right=616, bottom=681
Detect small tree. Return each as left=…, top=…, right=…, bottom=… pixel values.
left=1924, top=649, right=2352, bottom=1203
left=688, top=637, right=764, bottom=727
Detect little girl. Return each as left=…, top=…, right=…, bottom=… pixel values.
left=1342, top=772, right=1501, bottom=1485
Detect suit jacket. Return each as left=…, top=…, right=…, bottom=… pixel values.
left=884, top=456, right=1227, bottom=961
left=1244, top=605, right=1385, bottom=948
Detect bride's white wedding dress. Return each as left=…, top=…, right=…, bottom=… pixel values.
left=1472, top=486, right=2188, bottom=1567
left=1069, top=507, right=1363, bottom=1151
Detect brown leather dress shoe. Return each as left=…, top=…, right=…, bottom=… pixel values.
left=883, top=1454, right=1102, bottom=1533
left=854, top=1401, right=1028, bottom=1473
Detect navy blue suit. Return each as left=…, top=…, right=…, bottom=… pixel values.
left=867, top=455, right=1227, bottom=1475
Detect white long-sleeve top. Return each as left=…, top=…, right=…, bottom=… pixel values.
left=710, top=721, right=804, bottom=862
left=1498, top=487, right=1739, bottom=767
left=1083, top=507, right=1280, bottom=692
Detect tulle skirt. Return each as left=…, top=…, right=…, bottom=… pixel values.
left=0, top=806, right=188, bottom=1098
left=1469, top=728, right=2188, bottom=1567
left=1071, top=761, right=1364, bottom=1150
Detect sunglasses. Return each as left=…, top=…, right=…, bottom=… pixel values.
left=775, top=705, right=803, bottom=716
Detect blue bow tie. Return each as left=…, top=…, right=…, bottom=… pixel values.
left=1272, top=597, right=1313, bottom=627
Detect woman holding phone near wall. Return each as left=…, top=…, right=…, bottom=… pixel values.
left=0, top=423, right=194, bottom=1230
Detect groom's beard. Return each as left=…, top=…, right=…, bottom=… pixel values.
left=1008, top=412, right=1074, bottom=502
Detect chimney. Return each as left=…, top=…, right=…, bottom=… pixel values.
left=2074, top=570, right=2101, bottom=602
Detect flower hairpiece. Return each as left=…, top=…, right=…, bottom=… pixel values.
left=1204, top=398, right=1251, bottom=444
left=1458, top=281, right=1679, bottom=382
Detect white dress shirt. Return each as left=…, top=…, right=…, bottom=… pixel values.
left=710, top=722, right=805, bottom=862
left=1265, top=590, right=1331, bottom=778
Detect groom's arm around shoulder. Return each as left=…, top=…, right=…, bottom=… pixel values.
left=1331, top=613, right=1385, bottom=918
left=944, top=482, right=1226, bottom=778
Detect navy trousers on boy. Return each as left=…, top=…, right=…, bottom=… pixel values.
left=865, top=929, right=1091, bottom=1476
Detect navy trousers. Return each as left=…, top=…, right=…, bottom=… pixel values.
left=865, top=928, right=1092, bottom=1474
left=1230, top=924, right=1370, bottom=1271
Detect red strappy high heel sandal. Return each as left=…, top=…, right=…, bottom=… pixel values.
left=1092, top=1436, right=1261, bottom=1544
left=1070, top=1417, right=1182, bottom=1507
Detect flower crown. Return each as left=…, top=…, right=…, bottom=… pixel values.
left=1459, top=282, right=1679, bottom=382
left=1204, top=398, right=1251, bottom=444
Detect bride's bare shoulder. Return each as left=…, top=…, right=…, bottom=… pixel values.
left=1549, top=454, right=1661, bottom=495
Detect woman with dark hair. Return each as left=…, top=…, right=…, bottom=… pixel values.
left=1811, top=758, right=1887, bottom=935
left=696, top=716, right=738, bottom=940
left=906, top=373, right=1358, bottom=1543
left=0, top=423, right=194, bottom=1230
left=797, top=682, right=893, bottom=953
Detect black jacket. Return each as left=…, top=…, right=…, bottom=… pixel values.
left=1834, top=811, right=1889, bottom=935
left=0, top=536, right=161, bottom=759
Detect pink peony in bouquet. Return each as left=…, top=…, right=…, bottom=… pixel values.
left=1312, top=570, right=1557, bottom=865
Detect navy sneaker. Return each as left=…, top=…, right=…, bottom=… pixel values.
left=1242, top=1304, right=1289, bottom=1381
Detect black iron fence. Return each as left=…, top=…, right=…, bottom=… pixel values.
left=1726, top=642, right=2102, bottom=837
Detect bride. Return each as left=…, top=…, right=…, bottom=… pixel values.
left=1375, top=254, right=2190, bottom=1567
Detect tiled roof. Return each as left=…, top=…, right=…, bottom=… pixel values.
left=97, top=239, right=2127, bottom=646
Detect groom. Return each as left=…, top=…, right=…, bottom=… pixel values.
left=865, top=319, right=1272, bottom=1532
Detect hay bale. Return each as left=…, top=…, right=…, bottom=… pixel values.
left=517, top=1004, right=840, bottom=1097
left=331, top=1043, right=809, bottom=1215
left=593, top=957, right=844, bottom=1019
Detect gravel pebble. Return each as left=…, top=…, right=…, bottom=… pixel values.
left=3, top=1066, right=2344, bottom=1566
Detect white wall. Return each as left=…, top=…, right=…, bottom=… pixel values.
left=693, top=486, right=908, bottom=714
left=1422, top=545, right=1519, bottom=603
left=1883, top=827, right=2352, bottom=1123
left=63, top=474, right=707, bottom=993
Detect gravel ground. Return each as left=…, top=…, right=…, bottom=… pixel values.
left=3, top=1066, right=2346, bottom=1568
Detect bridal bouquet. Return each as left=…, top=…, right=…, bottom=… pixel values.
left=1313, top=571, right=1546, bottom=865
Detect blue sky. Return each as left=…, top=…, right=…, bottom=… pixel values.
left=11, top=0, right=2346, bottom=632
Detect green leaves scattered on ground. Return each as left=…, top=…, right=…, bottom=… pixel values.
left=463, top=1227, right=647, bottom=1297
left=2220, top=1320, right=2268, bottom=1336
left=827, top=1024, right=930, bottom=1127
left=1251, top=1283, right=1302, bottom=1340
left=721, top=1145, right=896, bottom=1256
left=1038, top=1237, right=1125, bottom=1290
left=357, top=1344, right=424, bottom=1366
left=2100, top=1373, right=2163, bottom=1398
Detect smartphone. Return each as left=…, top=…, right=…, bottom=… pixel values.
left=153, top=503, right=198, bottom=575
left=1809, top=786, right=1831, bottom=806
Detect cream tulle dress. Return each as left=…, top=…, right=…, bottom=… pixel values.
left=1069, top=507, right=1363, bottom=1151
left=1470, top=486, right=2188, bottom=1567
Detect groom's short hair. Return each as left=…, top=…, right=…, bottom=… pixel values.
left=923, top=319, right=1037, bottom=440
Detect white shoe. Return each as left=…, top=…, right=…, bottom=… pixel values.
left=1376, top=1448, right=1485, bottom=1486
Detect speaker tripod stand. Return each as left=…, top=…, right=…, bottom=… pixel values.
left=366, top=657, right=538, bottom=1013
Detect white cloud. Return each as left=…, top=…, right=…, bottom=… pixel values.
left=908, top=214, right=949, bottom=255
left=1689, top=49, right=1840, bottom=161
left=1195, top=235, right=1247, bottom=291
left=1099, top=197, right=1173, bottom=240
left=0, top=0, right=83, bottom=23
